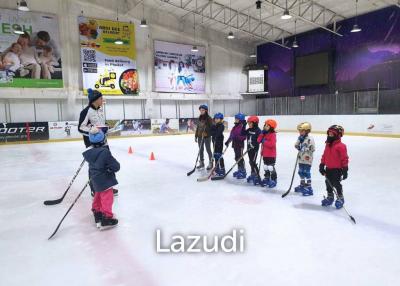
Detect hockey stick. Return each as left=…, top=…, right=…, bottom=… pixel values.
left=187, top=127, right=206, bottom=176
left=211, top=148, right=251, bottom=181
left=325, top=177, right=356, bottom=224
left=197, top=145, right=229, bottom=182
left=281, top=152, right=300, bottom=198
left=44, top=159, right=85, bottom=205
left=48, top=181, right=89, bottom=239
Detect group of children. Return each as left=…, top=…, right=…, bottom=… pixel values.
left=195, top=104, right=349, bottom=209
left=76, top=97, right=350, bottom=231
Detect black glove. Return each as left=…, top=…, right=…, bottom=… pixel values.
left=341, top=167, right=348, bottom=180
left=319, top=164, right=326, bottom=176
left=225, top=140, right=230, bottom=147
left=195, top=136, right=198, bottom=143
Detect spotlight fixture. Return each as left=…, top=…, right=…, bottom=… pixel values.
left=351, top=0, right=362, bottom=33
left=13, top=27, right=25, bottom=35
left=249, top=53, right=256, bottom=58
left=114, top=39, right=123, bottom=45
left=227, top=31, right=235, bottom=39
left=18, top=0, right=29, bottom=11
left=191, top=45, right=199, bottom=52
left=256, top=0, right=261, bottom=10
left=281, top=1, right=292, bottom=20
left=140, top=19, right=148, bottom=28
left=292, top=20, right=299, bottom=48
left=292, top=40, right=299, bottom=48
left=351, top=24, right=362, bottom=33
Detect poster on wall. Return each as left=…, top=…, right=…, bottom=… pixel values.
left=48, top=121, right=81, bottom=140
left=119, top=119, right=151, bottom=135
left=78, top=16, right=138, bottom=95
left=248, top=70, right=265, bottom=92
left=0, top=122, right=49, bottom=142
left=178, top=118, right=199, bottom=133
left=0, top=8, right=63, bottom=88
left=151, top=118, right=179, bottom=134
left=154, top=40, right=205, bottom=93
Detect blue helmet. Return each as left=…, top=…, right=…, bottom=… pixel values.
left=89, top=130, right=105, bottom=144
left=214, top=112, right=224, bottom=120
left=235, top=113, right=245, bottom=121
left=199, top=104, right=208, bottom=111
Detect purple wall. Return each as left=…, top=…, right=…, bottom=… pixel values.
left=257, top=6, right=400, bottom=97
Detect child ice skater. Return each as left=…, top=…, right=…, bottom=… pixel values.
left=225, top=113, right=247, bottom=179
left=257, top=119, right=278, bottom=188
left=83, top=130, right=120, bottom=229
left=294, top=122, right=315, bottom=196
left=319, top=125, right=349, bottom=209
left=244, top=116, right=261, bottom=185
left=211, top=113, right=225, bottom=177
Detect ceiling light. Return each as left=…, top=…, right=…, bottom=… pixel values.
left=350, top=24, right=361, bottom=33
left=281, top=9, right=292, bottom=20
left=13, top=26, right=25, bottom=35
left=250, top=53, right=256, bottom=58
left=292, top=40, right=299, bottom=48
left=191, top=45, right=198, bottom=52
left=18, top=0, right=29, bottom=11
left=140, top=19, right=148, bottom=28
left=227, top=31, right=235, bottom=39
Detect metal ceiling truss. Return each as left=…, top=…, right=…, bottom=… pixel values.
left=263, top=0, right=345, bottom=36
left=160, top=0, right=293, bottom=49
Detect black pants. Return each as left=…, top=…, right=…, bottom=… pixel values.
left=263, top=157, right=277, bottom=181
left=325, top=168, right=343, bottom=198
left=234, top=147, right=244, bottom=169
left=248, top=147, right=259, bottom=175
left=214, top=142, right=225, bottom=169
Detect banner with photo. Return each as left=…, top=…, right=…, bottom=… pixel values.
left=154, top=40, right=205, bottom=93
left=78, top=16, right=138, bottom=95
left=118, top=119, right=151, bottom=135
left=0, top=8, right=62, bottom=88
left=151, top=118, right=179, bottom=134
left=179, top=118, right=199, bottom=133
left=48, top=121, right=81, bottom=140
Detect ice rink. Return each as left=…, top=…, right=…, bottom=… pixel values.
left=1, top=132, right=399, bottom=286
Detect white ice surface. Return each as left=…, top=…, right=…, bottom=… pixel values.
left=0, top=133, right=399, bottom=286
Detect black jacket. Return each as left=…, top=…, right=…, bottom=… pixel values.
left=82, top=146, right=120, bottom=192
left=78, top=106, right=91, bottom=147
left=211, top=122, right=224, bottom=153
left=244, top=126, right=261, bottom=150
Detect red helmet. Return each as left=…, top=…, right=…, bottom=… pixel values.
left=265, top=119, right=277, bottom=129
left=247, top=115, right=259, bottom=124
left=327, top=125, right=344, bottom=137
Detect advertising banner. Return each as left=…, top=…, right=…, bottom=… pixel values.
left=0, top=8, right=63, bottom=88
left=154, top=40, right=205, bottom=93
left=48, top=121, right=80, bottom=140
left=119, top=119, right=151, bottom=135
left=78, top=16, right=138, bottom=95
left=151, top=118, right=179, bottom=134
left=178, top=118, right=199, bottom=133
left=0, top=122, right=49, bottom=142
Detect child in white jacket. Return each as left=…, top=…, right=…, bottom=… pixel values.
left=294, top=122, right=315, bottom=196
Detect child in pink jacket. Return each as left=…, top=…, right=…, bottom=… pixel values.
left=257, top=119, right=277, bottom=188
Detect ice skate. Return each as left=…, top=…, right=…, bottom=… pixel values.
left=321, top=196, right=334, bottom=207
left=100, top=217, right=118, bottom=230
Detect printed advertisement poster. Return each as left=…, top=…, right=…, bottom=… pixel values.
left=154, top=40, right=205, bottom=93
left=48, top=121, right=80, bottom=140
left=248, top=70, right=264, bottom=92
left=119, top=119, right=151, bottom=135
left=78, top=16, right=138, bottom=95
left=179, top=118, right=199, bottom=133
left=0, top=8, right=62, bottom=88
left=0, top=122, right=49, bottom=142
left=151, top=118, right=179, bottom=134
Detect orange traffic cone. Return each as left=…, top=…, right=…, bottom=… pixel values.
left=149, top=152, right=155, bottom=160
left=128, top=146, right=133, bottom=154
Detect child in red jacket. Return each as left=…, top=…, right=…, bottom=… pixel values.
left=257, top=119, right=277, bottom=188
left=319, top=125, right=349, bottom=209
